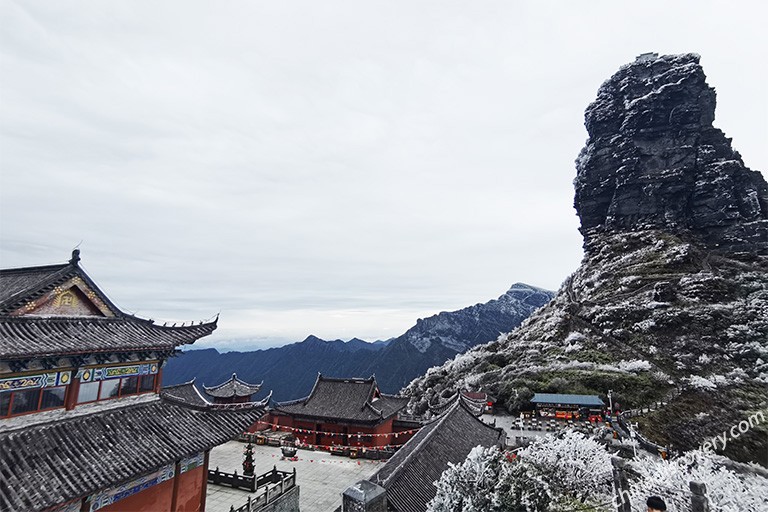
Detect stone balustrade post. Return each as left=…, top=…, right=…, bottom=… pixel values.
left=342, top=480, right=387, bottom=512
left=611, top=457, right=631, bottom=512
left=690, top=481, right=710, bottom=512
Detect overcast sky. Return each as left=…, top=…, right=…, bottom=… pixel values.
left=1, top=1, right=766, bottom=350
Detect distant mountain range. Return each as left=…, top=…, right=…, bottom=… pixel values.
left=163, top=283, right=554, bottom=401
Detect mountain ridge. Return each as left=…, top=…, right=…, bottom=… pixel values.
left=163, top=283, right=554, bottom=401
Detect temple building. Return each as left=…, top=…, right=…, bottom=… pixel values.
left=530, top=392, right=605, bottom=420
left=203, top=373, right=265, bottom=404
left=0, top=251, right=265, bottom=512
left=343, top=394, right=506, bottom=512
left=263, top=374, right=412, bottom=450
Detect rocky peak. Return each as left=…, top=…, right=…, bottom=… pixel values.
left=403, top=54, right=768, bottom=465
left=574, top=52, right=768, bottom=255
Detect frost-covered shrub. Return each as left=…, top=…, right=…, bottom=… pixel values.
left=427, top=445, right=550, bottom=512
left=447, top=352, right=479, bottom=373
left=628, top=451, right=768, bottom=512
left=519, top=431, right=613, bottom=503
left=686, top=375, right=717, bottom=390
left=427, top=432, right=613, bottom=512
left=565, top=331, right=586, bottom=344
left=564, top=342, right=582, bottom=353
left=429, top=434, right=768, bottom=512
left=618, top=360, right=653, bottom=373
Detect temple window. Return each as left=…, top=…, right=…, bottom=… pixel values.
left=40, top=387, right=67, bottom=410
left=120, top=376, right=140, bottom=396
left=0, top=385, right=67, bottom=418
left=77, top=381, right=100, bottom=404
left=99, top=379, right=120, bottom=400
left=76, top=374, right=156, bottom=405
left=139, top=375, right=156, bottom=392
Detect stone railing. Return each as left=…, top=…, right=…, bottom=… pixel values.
left=228, top=467, right=297, bottom=512
left=208, top=466, right=257, bottom=492
left=615, top=405, right=668, bottom=457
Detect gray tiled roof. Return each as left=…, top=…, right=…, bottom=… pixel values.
left=0, top=263, right=71, bottom=308
left=161, top=380, right=217, bottom=409
left=0, top=254, right=121, bottom=316
left=274, top=374, right=408, bottom=424
left=530, top=393, right=605, bottom=407
left=0, top=316, right=217, bottom=359
left=0, top=394, right=264, bottom=512
left=164, top=381, right=273, bottom=410
left=0, top=255, right=217, bottom=359
left=370, top=397, right=504, bottom=512
left=203, top=373, right=263, bottom=398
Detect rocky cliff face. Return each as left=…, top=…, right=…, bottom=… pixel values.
left=367, top=283, right=554, bottom=391
left=575, top=53, right=768, bottom=255
left=397, top=283, right=554, bottom=354
left=404, top=54, right=768, bottom=465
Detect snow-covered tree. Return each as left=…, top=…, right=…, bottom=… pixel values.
left=427, top=432, right=613, bottom=512
left=627, top=450, right=768, bottom=512
left=519, top=430, right=613, bottom=503
left=427, top=445, right=551, bottom=512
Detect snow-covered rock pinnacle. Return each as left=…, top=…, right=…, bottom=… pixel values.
left=575, top=53, right=768, bottom=255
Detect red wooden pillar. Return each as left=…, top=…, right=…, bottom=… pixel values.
left=154, top=368, right=163, bottom=393
left=65, top=374, right=81, bottom=411
left=200, top=450, right=210, bottom=512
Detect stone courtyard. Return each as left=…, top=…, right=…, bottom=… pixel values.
left=206, top=441, right=383, bottom=512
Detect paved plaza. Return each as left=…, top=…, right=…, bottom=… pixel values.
left=206, top=441, right=383, bottom=512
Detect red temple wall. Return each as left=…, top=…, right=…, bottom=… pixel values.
left=293, top=419, right=317, bottom=445
left=273, top=413, right=294, bottom=431
left=173, top=466, right=205, bottom=512
left=347, top=419, right=393, bottom=447
left=97, top=478, right=174, bottom=512
left=251, top=412, right=292, bottom=433
left=391, top=423, right=417, bottom=446
left=315, top=422, right=345, bottom=447
left=258, top=413, right=412, bottom=448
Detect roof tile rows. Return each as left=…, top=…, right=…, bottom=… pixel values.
left=274, top=375, right=408, bottom=424
left=0, top=316, right=217, bottom=359
left=370, top=396, right=504, bottom=512
left=0, top=394, right=263, bottom=512
left=203, top=373, right=262, bottom=398
left=0, top=263, right=73, bottom=312
left=0, top=255, right=217, bottom=359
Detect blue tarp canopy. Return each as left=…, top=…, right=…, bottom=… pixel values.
left=530, top=393, right=604, bottom=407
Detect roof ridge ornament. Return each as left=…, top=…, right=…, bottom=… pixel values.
left=69, top=249, right=81, bottom=265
